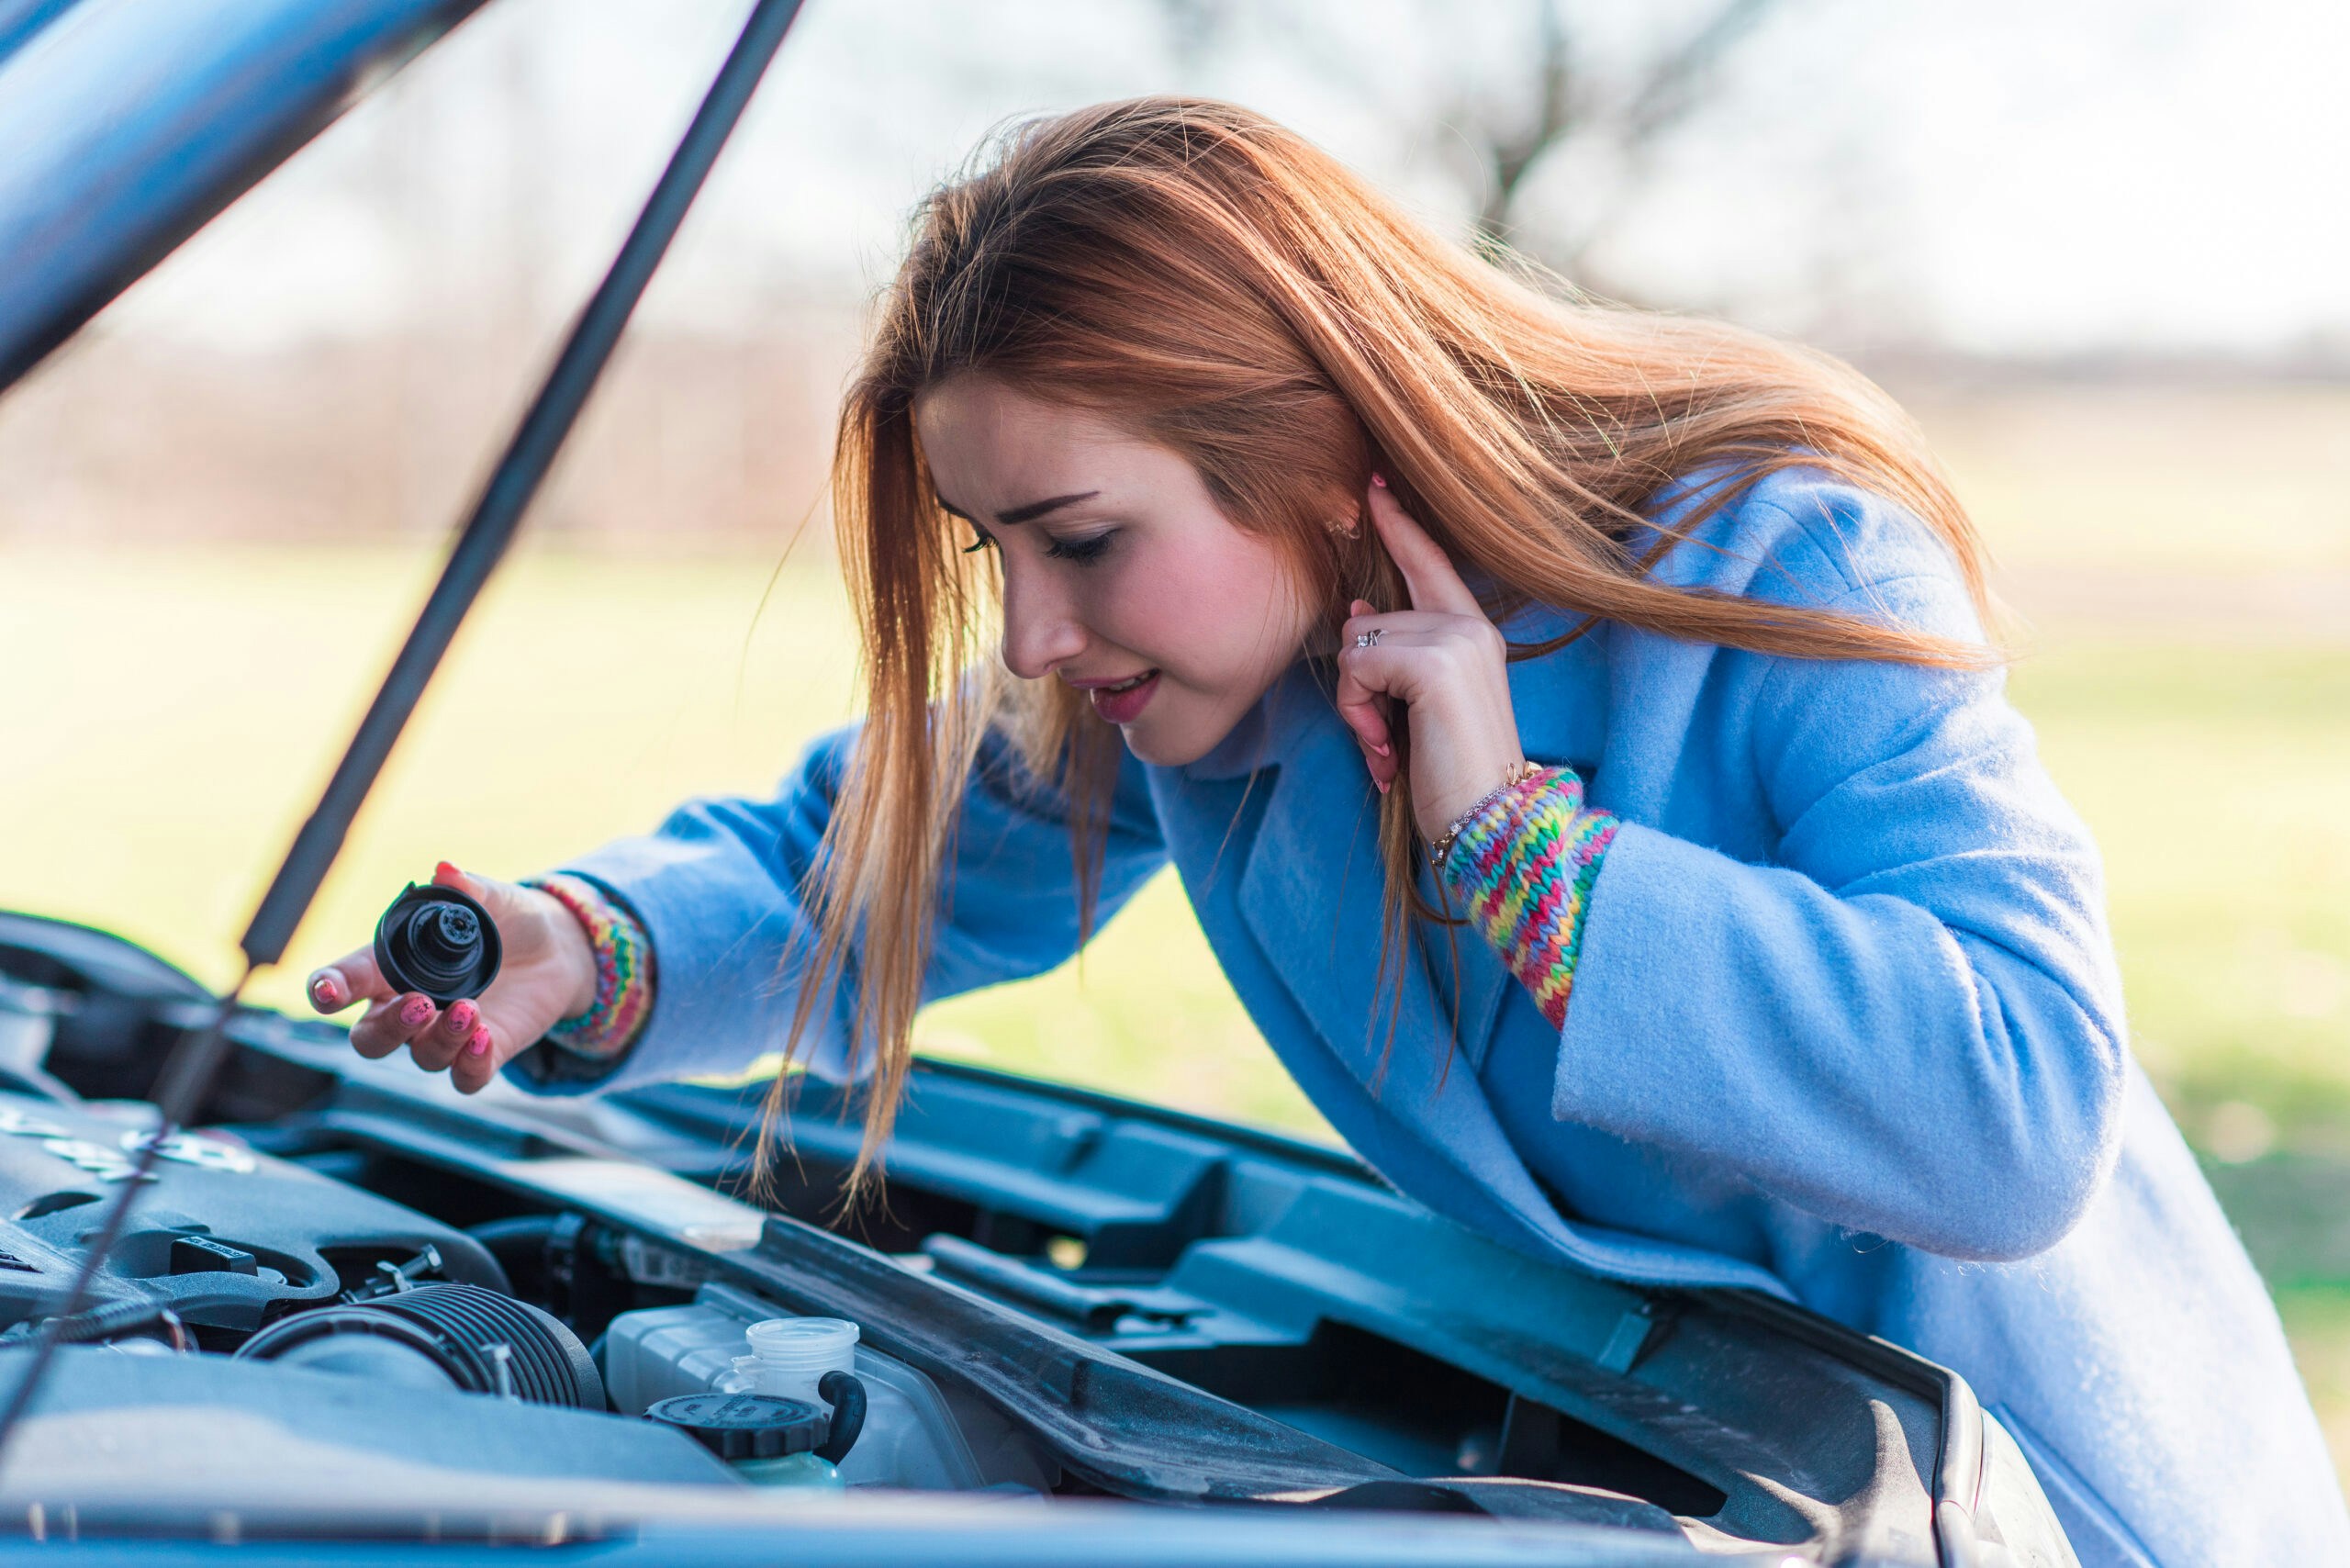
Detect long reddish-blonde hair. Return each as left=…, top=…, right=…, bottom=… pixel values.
left=767, top=96, right=1991, bottom=1201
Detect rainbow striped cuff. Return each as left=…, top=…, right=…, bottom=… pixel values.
left=1437, top=766, right=1618, bottom=1030
left=521, top=873, right=655, bottom=1059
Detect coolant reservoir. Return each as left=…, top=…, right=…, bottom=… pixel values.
left=603, top=1285, right=986, bottom=1490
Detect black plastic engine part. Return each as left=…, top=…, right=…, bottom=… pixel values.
left=0, top=1091, right=505, bottom=1334
left=646, top=1371, right=867, bottom=1464
left=0, top=913, right=341, bottom=1121
left=643, top=1363, right=865, bottom=1466
left=234, top=1282, right=601, bottom=1409
left=715, top=1215, right=1398, bottom=1501
left=643, top=1372, right=865, bottom=1476
left=466, top=1213, right=632, bottom=1331
left=372, top=885, right=500, bottom=1005
left=647, top=1392, right=824, bottom=1461
left=171, top=1235, right=258, bottom=1276
left=814, top=1368, right=867, bottom=1463
left=0, top=913, right=215, bottom=1103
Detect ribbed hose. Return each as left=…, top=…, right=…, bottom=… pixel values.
left=236, top=1282, right=603, bottom=1409
left=368, top=1284, right=599, bottom=1406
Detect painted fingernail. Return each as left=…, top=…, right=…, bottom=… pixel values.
left=435, top=860, right=463, bottom=883
left=399, top=995, right=432, bottom=1028
left=465, top=1029, right=492, bottom=1058
left=1372, top=742, right=1392, bottom=757
left=1370, top=472, right=1387, bottom=488
left=446, top=1000, right=477, bottom=1034
left=1375, top=778, right=1391, bottom=795
left=309, top=972, right=341, bottom=1010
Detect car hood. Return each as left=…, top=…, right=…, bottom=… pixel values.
left=0, top=0, right=485, bottom=393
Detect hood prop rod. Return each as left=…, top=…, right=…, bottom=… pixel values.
left=0, top=0, right=804, bottom=1473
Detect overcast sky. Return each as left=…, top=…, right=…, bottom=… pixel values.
left=108, top=0, right=2350, bottom=364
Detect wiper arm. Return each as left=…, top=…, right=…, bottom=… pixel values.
left=0, top=0, right=806, bottom=1472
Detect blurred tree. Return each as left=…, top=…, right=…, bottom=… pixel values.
left=1146, top=0, right=1793, bottom=303
left=1452, top=0, right=1785, bottom=293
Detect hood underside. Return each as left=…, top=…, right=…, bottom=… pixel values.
left=0, top=0, right=486, bottom=393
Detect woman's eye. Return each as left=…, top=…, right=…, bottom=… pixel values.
left=960, top=529, right=997, bottom=554
left=1045, top=531, right=1115, bottom=565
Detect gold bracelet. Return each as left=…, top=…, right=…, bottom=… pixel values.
left=1427, top=759, right=1544, bottom=870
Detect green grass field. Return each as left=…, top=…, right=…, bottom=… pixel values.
left=2, top=538, right=2345, bottom=1477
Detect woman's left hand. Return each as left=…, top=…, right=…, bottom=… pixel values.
left=1336, top=476, right=1528, bottom=841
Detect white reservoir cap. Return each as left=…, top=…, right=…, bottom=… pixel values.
left=734, top=1317, right=859, bottom=1405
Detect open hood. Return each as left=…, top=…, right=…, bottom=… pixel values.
left=0, top=0, right=486, bottom=392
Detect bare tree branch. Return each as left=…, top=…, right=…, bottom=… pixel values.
left=1475, top=0, right=1572, bottom=240
left=1455, top=0, right=1789, bottom=292
left=1617, top=0, right=1777, bottom=151
left=1138, top=0, right=1789, bottom=297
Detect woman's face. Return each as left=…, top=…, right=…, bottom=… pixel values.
left=914, top=375, right=1322, bottom=767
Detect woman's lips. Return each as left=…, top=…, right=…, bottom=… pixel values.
left=1083, top=669, right=1160, bottom=724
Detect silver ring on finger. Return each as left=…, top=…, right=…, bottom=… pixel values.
left=1353, top=628, right=1383, bottom=648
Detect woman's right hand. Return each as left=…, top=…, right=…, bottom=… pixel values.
left=305, top=862, right=596, bottom=1094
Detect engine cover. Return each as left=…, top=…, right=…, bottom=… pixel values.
left=0, top=1092, right=503, bottom=1333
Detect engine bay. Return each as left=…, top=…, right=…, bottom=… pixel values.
left=0, top=911, right=2070, bottom=1565
left=0, top=1082, right=1046, bottom=1501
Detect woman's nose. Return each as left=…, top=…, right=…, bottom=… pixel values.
left=998, top=565, right=1087, bottom=680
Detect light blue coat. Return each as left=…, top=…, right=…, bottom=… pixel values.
left=525, top=467, right=2346, bottom=1566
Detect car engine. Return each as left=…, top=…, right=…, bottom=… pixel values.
left=0, top=1081, right=1013, bottom=1495
left=0, top=1093, right=506, bottom=1339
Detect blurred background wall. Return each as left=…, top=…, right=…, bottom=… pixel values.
left=1, top=0, right=2345, bottom=1479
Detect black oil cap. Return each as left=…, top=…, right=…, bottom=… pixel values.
left=646, top=1392, right=825, bottom=1461
left=374, top=883, right=502, bottom=1004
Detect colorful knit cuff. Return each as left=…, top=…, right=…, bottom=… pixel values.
left=521, top=872, right=655, bottom=1059
left=1436, top=765, right=1618, bottom=1030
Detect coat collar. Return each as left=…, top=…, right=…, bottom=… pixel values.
left=1174, top=615, right=1609, bottom=1165
left=1141, top=632, right=1792, bottom=1298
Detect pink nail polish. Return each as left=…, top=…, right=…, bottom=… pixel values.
left=1376, top=778, right=1391, bottom=795
left=309, top=974, right=339, bottom=1008
left=448, top=1001, right=476, bottom=1033
left=465, top=1030, right=492, bottom=1058
left=1371, top=472, right=1387, bottom=489
left=400, top=996, right=432, bottom=1028
left=1373, top=742, right=1392, bottom=757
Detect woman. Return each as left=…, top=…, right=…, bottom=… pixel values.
left=304, top=99, right=2344, bottom=1564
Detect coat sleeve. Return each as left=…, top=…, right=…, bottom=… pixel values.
left=1550, top=571, right=2129, bottom=1261
left=504, top=722, right=1168, bottom=1095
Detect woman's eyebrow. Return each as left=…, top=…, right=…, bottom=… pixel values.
left=933, top=490, right=1101, bottom=525
left=994, top=491, right=1101, bottom=525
